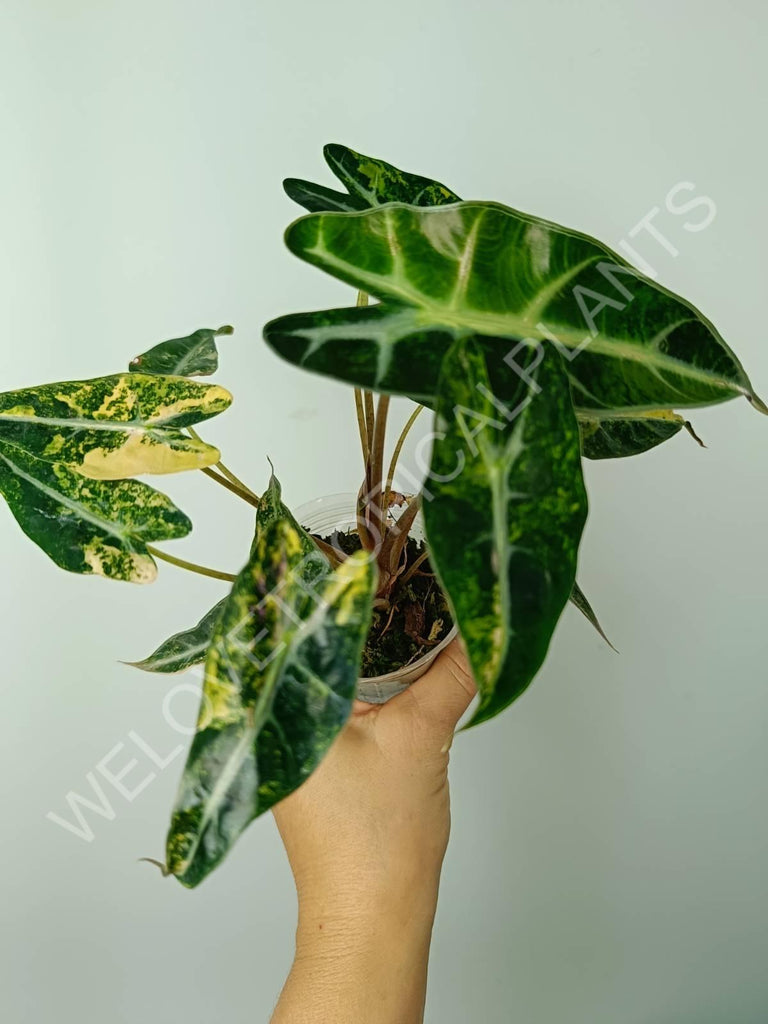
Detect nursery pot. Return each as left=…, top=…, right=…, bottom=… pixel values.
left=295, top=493, right=457, bottom=704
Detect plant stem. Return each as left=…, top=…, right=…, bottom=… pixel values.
left=147, top=546, right=236, bottom=582
left=384, top=404, right=423, bottom=499
left=353, top=293, right=373, bottom=472
left=354, top=389, right=369, bottom=465
left=364, top=391, right=375, bottom=459
left=398, top=549, right=429, bottom=587
left=381, top=494, right=422, bottom=575
left=369, top=394, right=391, bottom=538
left=352, top=290, right=383, bottom=551
left=211, top=462, right=260, bottom=501
left=201, top=467, right=261, bottom=508
left=356, top=481, right=376, bottom=552
left=187, top=426, right=261, bottom=505
left=309, top=534, right=345, bottom=567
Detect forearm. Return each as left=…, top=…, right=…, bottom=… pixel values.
left=271, top=873, right=441, bottom=1023
left=269, top=644, right=475, bottom=1022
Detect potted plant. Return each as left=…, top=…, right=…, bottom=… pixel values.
left=1, top=145, right=763, bottom=888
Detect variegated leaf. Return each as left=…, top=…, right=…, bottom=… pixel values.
left=250, top=469, right=318, bottom=557
left=0, top=373, right=232, bottom=480
left=324, top=143, right=461, bottom=207
left=423, top=338, right=588, bottom=726
left=579, top=409, right=686, bottom=459
left=129, top=325, right=233, bottom=377
left=0, top=441, right=191, bottom=582
left=166, top=517, right=377, bottom=887
left=284, top=143, right=460, bottom=213
left=125, top=599, right=228, bottom=672
left=264, top=202, right=765, bottom=417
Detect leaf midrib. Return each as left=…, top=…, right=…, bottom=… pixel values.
left=178, top=568, right=349, bottom=876
left=0, top=412, right=206, bottom=434
left=0, top=442, right=132, bottom=543
left=305, top=237, right=745, bottom=398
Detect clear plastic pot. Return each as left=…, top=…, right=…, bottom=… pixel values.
left=294, top=493, right=457, bottom=704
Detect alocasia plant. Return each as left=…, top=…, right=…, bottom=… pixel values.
left=2, top=144, right=763, bottom=886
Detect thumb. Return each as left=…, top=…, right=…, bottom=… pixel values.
left=407, top=637, right=477, bottom=739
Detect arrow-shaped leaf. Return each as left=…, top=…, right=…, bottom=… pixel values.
left=264, top=202, right=765, bottom=417
left=0, top=441, right=191, bottom=582
left=125, top=599, right=228, bottom=672
left=324, top=143, right=461, bottom=207
left=284, top=143, right=460, bottom=214
left=0, top=373, right=232, bottom=480
left=166, top=516, right=377, bottom=887
left=129, top=326, right=233, bottom=377
left=126, top=469, right=328, bottom=674
left=423, top=338, right=588, bottom=726
left=251, top=469, right=314, bottom=551
left=579, top=408, right=686, bottom=459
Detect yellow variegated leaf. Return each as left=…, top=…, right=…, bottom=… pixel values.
left=0, top=441, right=192, bottom=582
left=166, top=516, right=376, bottom=887
left=0, top=373, right=232, bottom=480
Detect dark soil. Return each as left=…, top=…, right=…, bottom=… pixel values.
left=313, top=529, right=453, bottom=678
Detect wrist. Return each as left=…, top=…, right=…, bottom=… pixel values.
left=288, top=880, right=439, bottom=1023
left=299, top=864, right=442, bottom=930
left=293, top=855, right=443, bottom=960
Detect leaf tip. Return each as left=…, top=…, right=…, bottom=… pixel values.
left=747, top=392, right=768, bottom=416
left=684, top=421, right=707, bottom=448
left=138, top=857, right=172, bottom=877
left=322, top=142, right=344, bottom=162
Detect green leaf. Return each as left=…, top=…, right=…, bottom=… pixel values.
left=264, top=202, right=765, bottom=416
left=569, top=582, right=616, bottom=651
left=166, top=516, right=377, bottom=887
left=251, top=469, right=314, bottom=551
left=422, top=338, right=588, bottom=726
left=283, top=178, right=369, bottom=214
left=125, top=599, right=228, bottom=672
left=0, top=373, right=232, bottom=480
left=0, top=441, right=191, bottom=582
left=129, top=326, right=233, bottom=377
left=323, top=143, right=461, bottom=207
left=284, top=143, right=460, bottom=213
left=579, top=409, right=686, bottom=459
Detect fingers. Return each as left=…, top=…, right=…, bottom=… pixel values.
left=407, top=637, right=477, bottom=733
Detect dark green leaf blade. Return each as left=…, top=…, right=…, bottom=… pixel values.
left=423, top=339, right=588, bottom=726
left=166, top=517, right=377, bottom=887
left=0, top=373, right=232, bottom=479
left=578, top=409, right=685, bottom=459
left=125, top=599, right=228, bottom=672
left=129, top=326, right=233, bottom=377
left=323, top=143, right=461, bottom=207
left=0, top=441, right=191, bottom=582
left=264, top=303, right=448, bottom=406
left=283, top=178, right=369, bottom=213
left=265, top=202, right=764, bottom=416
left=284, top=144, right=461, bottom=214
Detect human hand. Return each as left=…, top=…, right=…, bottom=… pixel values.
left=270, top=638, right=476, bottom=1023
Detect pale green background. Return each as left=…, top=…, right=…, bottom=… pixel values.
left=1, top=1, right=767, bottom=1021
